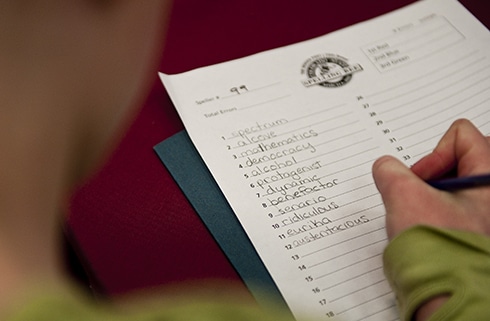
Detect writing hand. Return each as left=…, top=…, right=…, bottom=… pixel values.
left=372, top=119, right=490, bottom=320
left=373, top=119, right=490, bottom=240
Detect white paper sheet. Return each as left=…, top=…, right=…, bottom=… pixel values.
left=160, top=0, right=490, bottom=319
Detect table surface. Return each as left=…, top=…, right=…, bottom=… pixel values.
left=68, top=0, right=490, bottom=296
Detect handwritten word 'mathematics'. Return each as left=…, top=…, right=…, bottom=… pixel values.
left=239, top=130, right=318, bottom=154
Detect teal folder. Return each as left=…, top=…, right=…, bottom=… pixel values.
left=154, top=131, right=290, bottom=313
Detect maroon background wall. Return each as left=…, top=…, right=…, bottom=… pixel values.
left=68, top=0, right=490, bottom=296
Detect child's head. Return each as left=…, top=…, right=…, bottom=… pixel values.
left=0, top=1, right=171, bottom=180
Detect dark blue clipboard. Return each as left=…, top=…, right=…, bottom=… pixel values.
left=154, top=130, right=291, bottom=314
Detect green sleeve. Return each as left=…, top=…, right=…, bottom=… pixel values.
left=383, top=225, right=490, bottom=321
left=6, top=283, right=296, bottom=321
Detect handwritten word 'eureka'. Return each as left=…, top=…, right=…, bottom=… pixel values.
left=287, top=214, right=369, bottom=237
left=291, top=215, right=370, bottom=247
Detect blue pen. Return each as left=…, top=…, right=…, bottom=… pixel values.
left=428, top=174, right=490, bottom=191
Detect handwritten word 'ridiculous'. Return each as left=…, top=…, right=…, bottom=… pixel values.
left=281, top=203, right=339, bottom=227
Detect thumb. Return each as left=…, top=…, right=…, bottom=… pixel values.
left=372, top=155, right=426, bottom=239
left=372, top=155, right=415, bottom=200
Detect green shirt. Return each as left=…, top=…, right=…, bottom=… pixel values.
left=384, top=225, right=490, bottom=321
left=6, top=285, right=296, bottom=321
left=6, top=225, right=490, bottom=321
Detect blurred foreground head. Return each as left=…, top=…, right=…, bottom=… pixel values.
left=0, top=1, right=171, bottom=183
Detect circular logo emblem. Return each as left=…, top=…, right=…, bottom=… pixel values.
left=301, top=54, right=362, bottom=88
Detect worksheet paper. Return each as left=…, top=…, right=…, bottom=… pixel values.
left=159, top=0, right=490, bottom=319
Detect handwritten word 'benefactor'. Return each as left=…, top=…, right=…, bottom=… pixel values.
left=267, top=179, right=339, bottom=206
